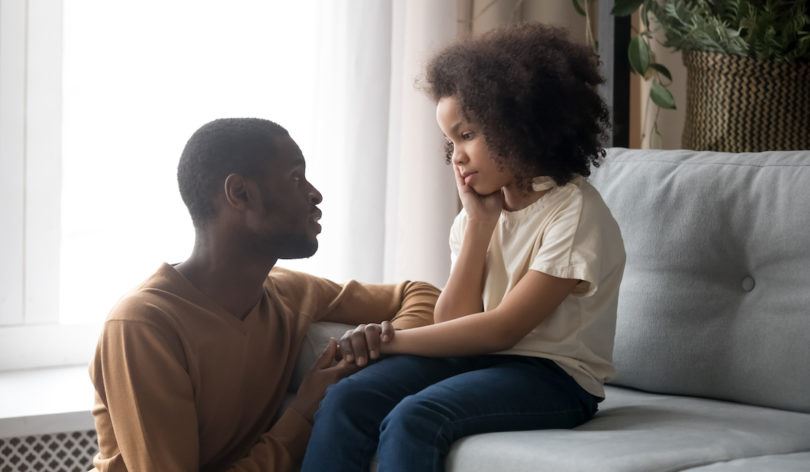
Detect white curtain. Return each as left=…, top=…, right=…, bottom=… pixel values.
left=300, top=0, right=460, bottom=288
left=301, top=0, right=586, bottom=287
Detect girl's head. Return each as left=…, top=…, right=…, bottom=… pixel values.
left=425, top=23, right=609, bottom=191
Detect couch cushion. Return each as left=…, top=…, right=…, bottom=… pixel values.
left=445, top=386, right=810, bottom=472
left=684, top=452, right=810, bottom=471
left=294, top=325, right=810, bottom=470
left=589, top=149, right=810, bottom=413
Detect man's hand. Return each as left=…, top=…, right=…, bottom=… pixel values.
left=289, top=339, right=358, bottom=422
left=338, top=321, right=395, bottom=367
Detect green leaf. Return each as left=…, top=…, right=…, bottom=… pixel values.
left=612, top=0, right=644, bottom=17
left=572, top=0, right=587, bottom=17
left=649, top=63, right=673, bottom=81
left=650, top=82, right=676, bottom=110
left=628, top=36, right=651, bottom=75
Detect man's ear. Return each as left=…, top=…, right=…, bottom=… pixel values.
left=223, top=173, right=254, bottom=211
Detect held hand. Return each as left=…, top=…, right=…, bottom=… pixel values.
left=338, top=321, right=395, bottom=367
left=290, top=339, right=358, bottom=421
left=453, top=164, right=503, bottom=226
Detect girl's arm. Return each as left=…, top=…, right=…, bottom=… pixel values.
left=383, top=270, right=579, bottom=357
left=434, top=165, right=502, bottom=323
left=433, top=219, right=493, bottom=322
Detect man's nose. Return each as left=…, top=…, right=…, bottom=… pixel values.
left=309, top=184, right=323, bottom=204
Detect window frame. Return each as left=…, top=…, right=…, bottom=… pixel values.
left=0, top=0, right=91, bottom=372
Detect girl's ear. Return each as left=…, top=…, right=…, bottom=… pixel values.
left=223, top=173, right=253, bottom=211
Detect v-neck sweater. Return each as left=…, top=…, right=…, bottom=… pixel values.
left=89, top=263, right=438, bottom=471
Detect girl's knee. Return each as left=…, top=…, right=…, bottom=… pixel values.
left=316, top=381, right=364, bottom=418
left=381, top=394, right=450, bottom=434
left=317, top=368, right=401, bottom=417
left=379, top=394, right=456, bottom=459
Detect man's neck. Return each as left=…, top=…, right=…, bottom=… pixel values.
left=175, top=233, right=277, bottom=320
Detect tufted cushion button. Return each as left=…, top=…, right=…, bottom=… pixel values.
left=741, top=276, right=755, bottom=292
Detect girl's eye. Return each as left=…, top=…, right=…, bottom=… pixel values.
left=443, top=140, right=454, bottom=164
left=461, top=131, right=475, bottom=140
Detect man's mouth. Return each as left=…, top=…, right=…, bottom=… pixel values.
left=310, top=209, right=322, bottom=231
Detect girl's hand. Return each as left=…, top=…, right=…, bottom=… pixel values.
left=454, top=164, right=503, bottom=226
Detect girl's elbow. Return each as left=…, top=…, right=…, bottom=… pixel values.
left=433, top=304, right=470, bottom=323
left=433, top=308, right=452, bottom=324
left=492, top=322, right=533, bottom=351
left=433, top=298, right=450, bottom=323
left=489, top=328, right=521, bottom=352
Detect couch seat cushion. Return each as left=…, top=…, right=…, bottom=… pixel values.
left=684, top=452, right=810, bottom=471
left=445, top=386, right=810, bottom=472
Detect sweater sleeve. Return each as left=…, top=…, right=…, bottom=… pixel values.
left=222, top=407, right=311, bottom=471
left=90, top=319, right=200, bottom=471
left=269, top=267, right=439, bottom=329
left=387, top=280, right=441, bottom=329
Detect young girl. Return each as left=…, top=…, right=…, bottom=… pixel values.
left=302, top=23, right=625, bottom=472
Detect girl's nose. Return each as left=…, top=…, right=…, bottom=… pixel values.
left=452, top=149, right=467, bottom=165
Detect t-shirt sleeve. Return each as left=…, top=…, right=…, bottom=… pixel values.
left=448, top=210, right=467, bottom=270
left=529, top=190, right=601, bottom=297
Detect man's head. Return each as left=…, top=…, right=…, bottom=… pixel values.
left=178, top=118, right=323, bottom=259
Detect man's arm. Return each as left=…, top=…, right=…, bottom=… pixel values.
left=319, top=279, right=440, bottom=329
left=320, top=280, right=439, bottom=365
left=91, top=319, right=201, bottom=471
left=225, top=340, right=357, bottom=471
left=268, top=268, right=439, bottom=367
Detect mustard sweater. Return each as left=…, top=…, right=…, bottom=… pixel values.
left=89, top=263, right=438, bottom=471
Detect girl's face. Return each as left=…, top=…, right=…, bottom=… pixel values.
left=436, top=95, right=515, bottom=196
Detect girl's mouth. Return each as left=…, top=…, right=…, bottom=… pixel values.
left=462, top=171, right=478, bottom=185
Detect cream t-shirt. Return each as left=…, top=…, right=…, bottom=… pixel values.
left=449, top=176, right=625, bottom=398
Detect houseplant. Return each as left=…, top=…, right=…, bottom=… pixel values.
left=575, top=0, right=810, bottom=151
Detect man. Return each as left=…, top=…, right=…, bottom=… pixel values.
left=89, top=118, right=439, bottom=471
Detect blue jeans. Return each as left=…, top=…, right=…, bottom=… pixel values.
left=300, top=354, right=599, bottom=472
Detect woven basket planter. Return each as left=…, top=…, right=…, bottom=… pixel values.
left=682, top=50, right=810, bottom=152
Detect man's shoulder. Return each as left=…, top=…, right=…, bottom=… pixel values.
left=267, top=266, right=344, bottom=320
left=267, top=266, right=332, bottom=292
left=103, top=265, right=185, bottom=331
left=103, top=288, right=179, bottom=335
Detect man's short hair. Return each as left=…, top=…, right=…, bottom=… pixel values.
left=177, top=118, right=288, bottom=227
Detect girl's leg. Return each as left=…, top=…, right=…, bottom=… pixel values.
left=300, top=355, right=478, bottom=472
left=376, top=356, right=599, bottom=472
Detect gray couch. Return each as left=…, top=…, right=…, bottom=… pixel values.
left=291, top=148, right=810, bottom=471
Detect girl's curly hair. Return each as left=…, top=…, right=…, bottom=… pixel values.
left=425, top=23, right=610, bottom=188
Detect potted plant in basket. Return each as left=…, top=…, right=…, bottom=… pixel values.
left=576, top=0, right=810, bottom=151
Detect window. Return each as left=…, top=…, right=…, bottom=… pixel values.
left=1, top=0, right=353, bottom=370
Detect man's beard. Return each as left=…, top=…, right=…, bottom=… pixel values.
left=263, top=232, right=318, bottom=260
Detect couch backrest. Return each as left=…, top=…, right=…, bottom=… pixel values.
left=589, top=148, right=810, bottom=413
